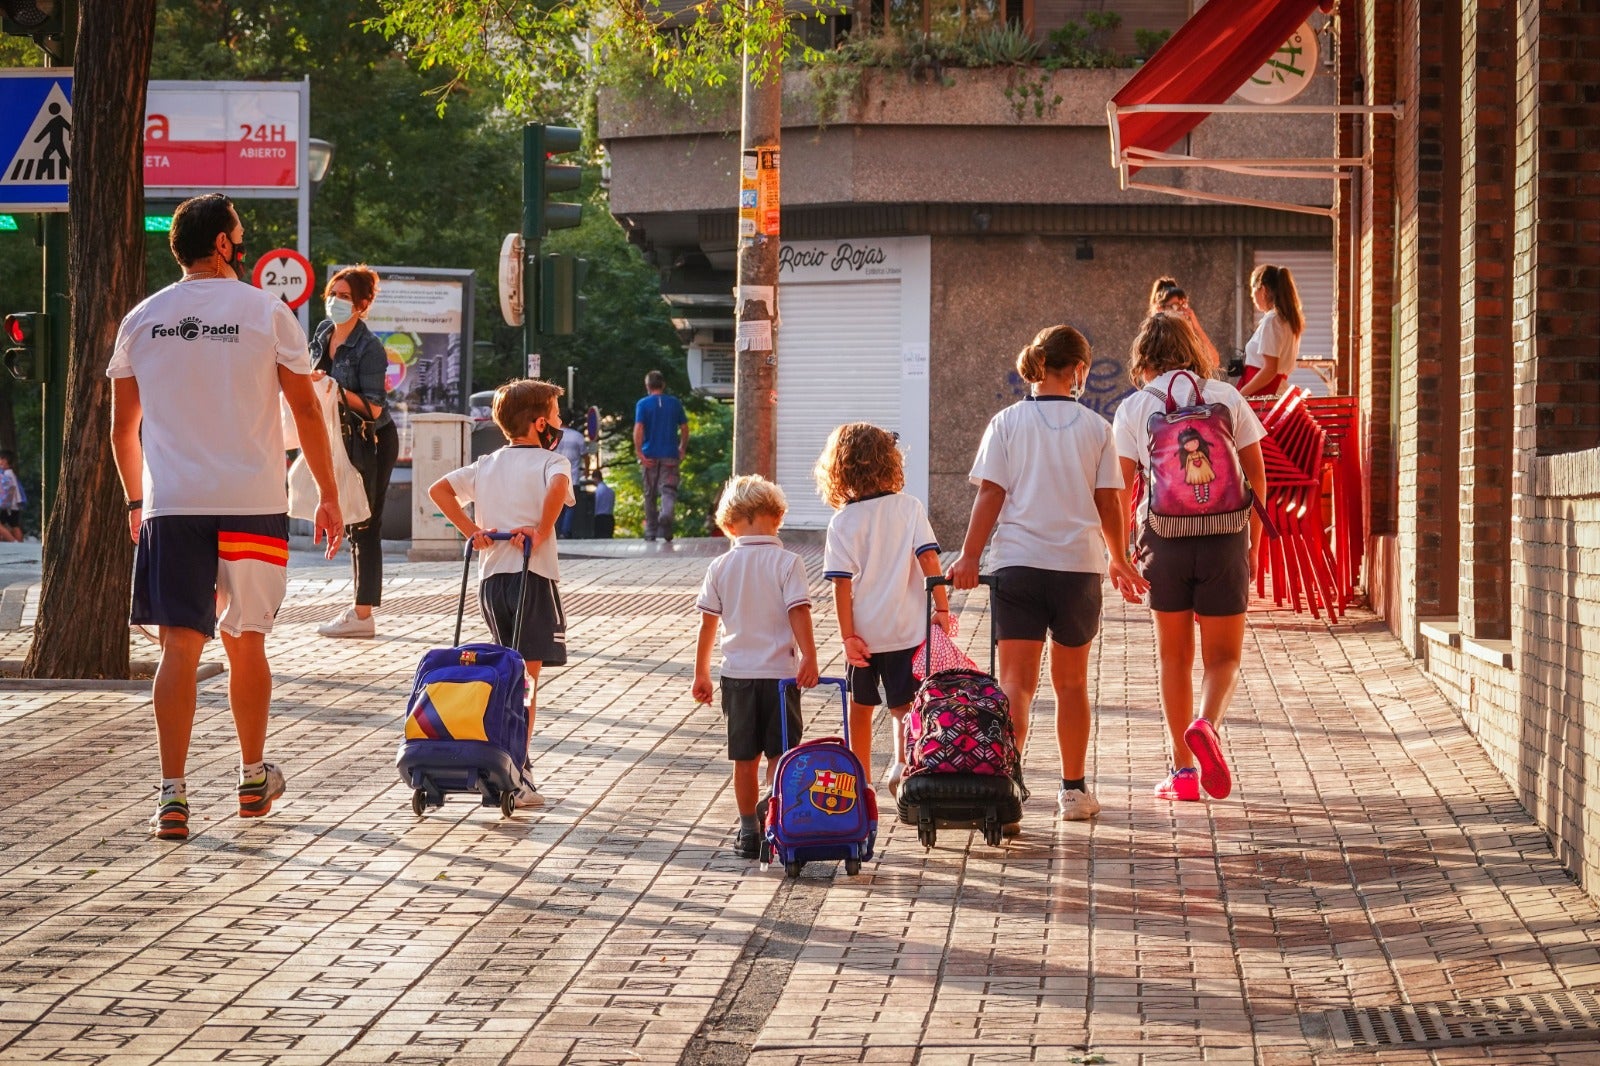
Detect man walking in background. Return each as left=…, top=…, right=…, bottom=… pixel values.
left=633, top=370, right=689, bottom=543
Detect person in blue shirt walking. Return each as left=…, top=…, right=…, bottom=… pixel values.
left=633, top=370, right=689, bottom=542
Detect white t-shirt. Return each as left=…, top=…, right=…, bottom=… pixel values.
left=1244, top=309, right=1299, bottom=378
left=106, top=279, right=312, bottom=517
left=443, top=445, right=575, bottom=581
left=823, top=492, right=938, bottom=652
left=696, top=535, right=812, bottom=678
left=1112, top=371, right=1267, bottom=525
left=969, top=397, right=1123, bottom=575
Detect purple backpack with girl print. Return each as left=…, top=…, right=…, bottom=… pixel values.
left=1142, top=371, right=1253, bottom=537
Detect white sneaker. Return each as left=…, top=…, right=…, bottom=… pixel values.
left=1057, top=787, right=1102, bottom=821
left=317, top=607, right=375, bottom=639
left=513, top=781, right=544, bottom=809
left=884, top=761, right=906, bottom=799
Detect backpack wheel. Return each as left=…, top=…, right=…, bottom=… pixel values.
left=844, top=858, right=862, bottom=876
left=983, top=820, right=1002, bottom=847
left=759, top=839, right=772, bottom=864
left=411, top=789, right=427, bottom=816
left=500, top=791, right=517, bottom=818
left=918, top=825, right=937, bottom=849
left=784, top=861, right=803, bottom=879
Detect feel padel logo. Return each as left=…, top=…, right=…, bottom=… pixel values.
left=151, top=316, right=241, bottom=342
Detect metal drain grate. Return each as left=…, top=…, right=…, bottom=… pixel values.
left=1303, top=989, right=1600, bottom=1050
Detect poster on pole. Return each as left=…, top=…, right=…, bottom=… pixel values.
left=342, top=266, right=476, bottom=463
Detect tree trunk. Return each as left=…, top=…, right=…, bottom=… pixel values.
left=25, top=0, right=157, bottom=679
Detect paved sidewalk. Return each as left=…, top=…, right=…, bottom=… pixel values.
left=2, top=542, right=1599, bottom=1065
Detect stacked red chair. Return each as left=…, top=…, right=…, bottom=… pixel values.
left=1300, top=396, right=1363, bottom=604
left=1248, top=389, right=1343, bottom=620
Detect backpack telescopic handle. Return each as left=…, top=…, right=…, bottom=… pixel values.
left=778, top=676, right=850, bottom=751
left=456, top=532, right=534, bottom=648
left=925, top=574, right=999, bottom=677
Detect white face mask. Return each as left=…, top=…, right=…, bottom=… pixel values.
left=1069, top=368, right=1087, bottom=399
left=327, top=296, right=354, bottom=324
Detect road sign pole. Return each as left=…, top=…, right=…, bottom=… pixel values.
left=38, top=0, right=75, bottom=533
left=521, top=124, right=540, bottom=381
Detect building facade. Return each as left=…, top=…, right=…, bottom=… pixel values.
left=600, top=8, right=1339, bottom=543
left=1339, top=0, right=1600, bottom=896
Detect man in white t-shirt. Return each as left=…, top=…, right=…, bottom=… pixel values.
left=108, top=193, right=343, bottom=843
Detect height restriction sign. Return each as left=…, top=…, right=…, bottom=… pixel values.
left=252, top=248, right=314, bottom=310
left=0, top=69, right=74, bottom=213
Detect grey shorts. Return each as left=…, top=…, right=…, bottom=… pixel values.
left=1134, top=526, right=1251, bottom=616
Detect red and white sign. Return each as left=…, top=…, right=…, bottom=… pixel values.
left=144, top=86, right=301, bottom=190
left=252, top=248, right=314, bottom=310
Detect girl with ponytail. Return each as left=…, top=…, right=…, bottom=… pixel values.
left=948, top=325, right=1148, bottom=829
left=1240, top=263, right=1304, bottom=397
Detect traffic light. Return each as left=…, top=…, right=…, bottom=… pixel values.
left=538, top=254, right=588, bottom=336
left=3, top=312, right=48, bottom=383
left=525, top=124, right=583, bottom=237
left=2, top=1, right=65, bottom=50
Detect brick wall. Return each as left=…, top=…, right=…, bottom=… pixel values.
left=1392, top=0, right=1460, bottom=647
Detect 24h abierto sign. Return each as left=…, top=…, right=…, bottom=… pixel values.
left=144, top=84, right=301, bottom=190
left=252, top=249, right=314, bottom=310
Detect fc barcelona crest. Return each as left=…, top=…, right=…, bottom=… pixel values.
left=808, top=768, right=858, bottom=815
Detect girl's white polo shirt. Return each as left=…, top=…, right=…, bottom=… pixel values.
left=823, top=492, right=938, bottom=653
left=968, top=397, right=1122, bottom=575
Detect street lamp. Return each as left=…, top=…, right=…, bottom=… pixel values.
left=307, top=138, right=335, bottom=189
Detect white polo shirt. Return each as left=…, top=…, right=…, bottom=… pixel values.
left=696, top=535, right=812, bottom=679
left=443, top=445, right=575, bottom=582
left=1244, top=309, right=1300, bottom=378
left=107, top=278, right=312, bottom=517
left=823, top=492, right=939, bottom=652
left=969, top=396, right=1122, bottom=575
left=1112, top=371, right=1266, bottom=525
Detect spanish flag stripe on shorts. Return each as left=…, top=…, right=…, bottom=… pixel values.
left=218, top=533, right=288, bottom=566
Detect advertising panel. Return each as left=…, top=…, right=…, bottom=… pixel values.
left=345, top=267, right=476, bottom=462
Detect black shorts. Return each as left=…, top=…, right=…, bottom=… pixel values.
left=847, top=645, right=918, bottom=709
left=721, top=677, right=802, bottom=761
left=132, top=513, right=289, bottom=638
left=1135, top=526, right=1251, bottom=616
left=479, top=571, right=568, bottom=666
left=0, top=509, right=19, bottom=527
left=991, top=567, right=1103, bottom=648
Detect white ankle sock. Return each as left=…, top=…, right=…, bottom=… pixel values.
left=160, top=778, right=186, bottom=802
left=240, top=761, right=265, bottom=783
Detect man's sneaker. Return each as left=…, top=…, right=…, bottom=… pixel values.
left=149, top=797, right=189, bottom=841
left=317, top=607, right=375, bottom=639
left=1057, top=787, right=1102, bottom=821
left=734, top=827, right=760, bottom=860
left=238, top=763, right=286, bottom=818
left=1183, top=719, right=1232, bottom=799
left=884, top=761, right=906, bottom=799
left=1153, top=767, right=1202, bottom=802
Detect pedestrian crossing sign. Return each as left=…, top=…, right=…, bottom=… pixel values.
left=0, top=70, right=73, bottom=212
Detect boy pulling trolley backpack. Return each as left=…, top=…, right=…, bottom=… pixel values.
left=763, top=677, right=878, bottom=877
left=897, top=575, right=1026, bottom=848
left=397, top=533, right=538, bottom=817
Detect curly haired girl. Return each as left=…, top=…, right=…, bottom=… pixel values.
left=815, top=423, right=948, bottom=793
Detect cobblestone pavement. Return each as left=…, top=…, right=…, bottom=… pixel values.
left=3, top=541, right=1600, bottom=1065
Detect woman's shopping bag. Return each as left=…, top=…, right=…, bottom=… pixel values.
left=287, top=376, right=372, bottom=526
left=912, top=613, right=977, bottom=681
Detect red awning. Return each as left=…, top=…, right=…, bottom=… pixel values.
left=1110, top=0, right=1331, bottom=175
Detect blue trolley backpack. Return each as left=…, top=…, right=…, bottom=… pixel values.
left=762, top=677, right=878, bottom=877
left=396, top=533, right=537, bottom=818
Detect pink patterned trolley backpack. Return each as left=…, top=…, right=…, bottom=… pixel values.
left=1142, top=371, right=1254, bottom=537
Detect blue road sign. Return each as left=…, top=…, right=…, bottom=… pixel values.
left=0, top=69, right=74, bottom=213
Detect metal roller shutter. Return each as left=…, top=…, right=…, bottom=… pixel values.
left=1256, top=247, right=1335, bottom=393
left=776, top=280, right=903, bottom=528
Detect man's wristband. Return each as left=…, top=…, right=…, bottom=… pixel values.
left=126, top=499, right=143, bottom=512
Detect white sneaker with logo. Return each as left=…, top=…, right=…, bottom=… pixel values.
left=317, top=607, right=375, bottom=639
left=1057, top=787, right=1102, bottom=821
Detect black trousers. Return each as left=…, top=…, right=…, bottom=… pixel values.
left=349, top=422, right=399, bottom=607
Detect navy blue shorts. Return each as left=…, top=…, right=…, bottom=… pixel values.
left=479, top=571, right=567, bottom=666
left=132, top=513, right=290, bottom=638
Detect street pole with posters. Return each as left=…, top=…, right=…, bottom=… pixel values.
left=731, top=0, right=781, bottom=479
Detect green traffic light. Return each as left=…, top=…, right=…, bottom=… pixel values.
left=0, top=215, right=16, bottom=231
